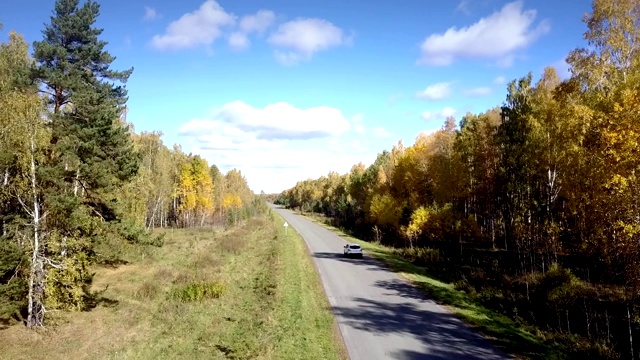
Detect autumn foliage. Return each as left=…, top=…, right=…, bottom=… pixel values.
left=0, top=1, right=262, bottom=328
left=278, top=1, right=640, bottom=358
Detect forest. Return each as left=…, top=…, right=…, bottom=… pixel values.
left=0, top=0, right=260, bottom=328
left=277, top=0, right=640, bottom=358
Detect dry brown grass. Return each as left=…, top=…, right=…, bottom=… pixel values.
left=134, top=281, right=159, bottom=300
left=217, top=227, right=249, bottom=254
left=0, top=215, right=345, bottom=360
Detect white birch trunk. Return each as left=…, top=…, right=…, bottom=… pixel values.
left=26, top=135, right=44, bottom=328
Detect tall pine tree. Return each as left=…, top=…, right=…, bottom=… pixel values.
left=26, top=0, right=140, bottom=326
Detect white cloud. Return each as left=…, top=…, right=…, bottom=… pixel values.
left=456, top=0, right=471, bottom=15
left=143, top=6, right=159, bottom=21
left=347, top=113, right=392, bottom=138
left=416, top=82, right=452, bottom=100
left=421, top=107, right=456, bottom=122
left=372, top=127, right=393, bottom=138
left=268, top=18, right=349, bottom=64
left=180, top=101, right=350, bottom=140
left=228, top=32, right=249, bottom=50
left=239, top=10, right=275, bottom=33
left=177, top=102, right=381, bottom=193
left=493, top=75, right=506, bottom=85
left=149, top=0, right=236, bottom=51
left=352, top=113, right=365, bottom=134
left=228, top=10, right=275, bottom=50
left=418, top=1, right=550, bottom=66
left=465, top=87, right=491, bottom=96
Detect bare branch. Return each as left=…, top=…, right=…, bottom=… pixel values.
left=15, top=194, right=35, bottom=218
left=42, top=256, right=63, bottom=269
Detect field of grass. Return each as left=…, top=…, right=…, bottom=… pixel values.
left=0, top=211, right=347, bottom=360
left=301, top=212, right=564, bottom=360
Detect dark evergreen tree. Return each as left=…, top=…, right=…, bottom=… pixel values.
left=28, top=0, right=139, bottom=324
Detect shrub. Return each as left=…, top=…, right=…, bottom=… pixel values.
left=135, top=281, right=159, bottom=300
left=170, top=282, right=226, bottom=302
left=0, top=240, right=27, bottom=323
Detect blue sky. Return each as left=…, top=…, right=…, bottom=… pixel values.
left=2, top=0, right=592, bottom=193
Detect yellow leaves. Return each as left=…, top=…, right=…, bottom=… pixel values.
left=599, top=88, right=640, bottom=183
left=405, top=207, right=431, bottom=240
left=222, top=194, right=242, bottom=210
left=175, top=156, right=214, bottom=215
left=368, top=193, right=401, bottom=228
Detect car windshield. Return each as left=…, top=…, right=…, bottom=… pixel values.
left=349, top=245, right=360, bottom=249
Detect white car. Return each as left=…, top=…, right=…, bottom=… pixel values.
left=343, top=243, right=363, bottom=258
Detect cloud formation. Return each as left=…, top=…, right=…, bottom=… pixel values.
left=228, top=10, right=275, bottom=50
left=148, top=2, right=351, bottom=61
left=456, top=0, right=471, bottom=15
left=416, top=82, right=452, bottom=100
left=177, top=102, right=388, bottom=193
left=493, top=75, right=506, bottom=85
left=421, top=107, right=456, bottom=122
left=268, top=18, right=349, bottom=65
left=150, top=0, right=235, bottom=51
left=143, top=6, right=159, bottom=21
left=464, top=87, right=491, bottom=96
left=418, top=1, right=550, bottom=66
left=180, top=101, right=351, bottom=141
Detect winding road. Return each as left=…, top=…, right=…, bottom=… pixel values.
left=272, top=205, right=510, bottom=360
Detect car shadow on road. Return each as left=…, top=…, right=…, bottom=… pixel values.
left=312, top=251, right=395, bottom=272
left=312, top=251, right=511, bottom=359
left=331, top=296, right=510, bottom=360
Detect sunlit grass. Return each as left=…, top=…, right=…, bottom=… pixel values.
left=0, top=212, right=346, bottom=360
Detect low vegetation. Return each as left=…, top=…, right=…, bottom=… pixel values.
left=0, top=211, right=346, bottom=359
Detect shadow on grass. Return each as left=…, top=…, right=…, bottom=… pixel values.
left=96, top=297, right=119, bottom=308
left=98, top=258, right=130, bottom=268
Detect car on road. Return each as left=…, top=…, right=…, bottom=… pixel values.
left=343, top=243, right=363, bottom=258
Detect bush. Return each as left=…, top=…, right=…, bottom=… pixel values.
left=453, top=276, right=476, bottom=295
left=0, top=240, right=27, bottom=323
left=170, top=282, right=226, bottom=302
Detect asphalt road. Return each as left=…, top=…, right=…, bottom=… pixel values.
left=272, top=205, right=510, bottom=360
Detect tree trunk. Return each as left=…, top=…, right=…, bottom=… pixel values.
left=26, top=137, right=45, bottom=328
left=629, top=304, right=635, bottom=360
left=606, top=309, right=611, bottom=343
left=585, top=298, right=591, bottom=338
left=490, top=217, right=495, bottom=250
left=147, top=196, right=161, bottom=230
left=73, top=168, right=80, bottom=196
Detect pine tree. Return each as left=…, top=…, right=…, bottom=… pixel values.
left=26, top=0, right=140, bottom=325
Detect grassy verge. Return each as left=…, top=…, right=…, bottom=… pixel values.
left=300, top=212, right=564, bottom=360
left=0, top=211, right=346, bottom=360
